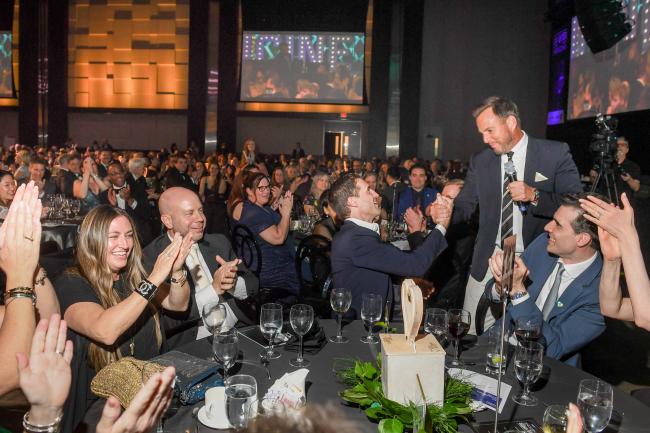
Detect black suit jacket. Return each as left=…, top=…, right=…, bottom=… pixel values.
left=142, top=233, right=259, bottom=348
left=98, top=185, right=153, bottom=244
left=453, top=137, right=583, bottom=280
left=165, top=167, right=198, bottom=192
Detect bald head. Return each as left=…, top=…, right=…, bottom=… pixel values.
left=159, top=187, right=206, bottom=241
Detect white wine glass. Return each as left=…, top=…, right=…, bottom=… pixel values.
left=329, top=288, right=352, bottom=343
left=225, top=374, right=258, bottom=429
left=512, top=341, right=544, bottom=406
left=577, top=379, right=613, bottom=433
left=543, top=404, right=568, bottom=433
left=360, top=293, right=382, bottom=344
left=289, top=304, right=314, bottom=367
left=201, top=301, right=226, bottom=335
left=259, top=303, right=283, bottom=359
left=213, top=328, right=238, bottom=381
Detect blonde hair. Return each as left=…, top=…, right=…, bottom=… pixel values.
left=70, top=205, right=162, bottom=371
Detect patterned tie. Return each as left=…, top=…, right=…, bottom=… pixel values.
left=542, top=263, right=565, bottom=319
left=500, top=152, right=515, bottom=247
left=187, top=244, right=211, bottom=290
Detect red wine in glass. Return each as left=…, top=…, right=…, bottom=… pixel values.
left=448, top=321, right=470, bottom=339
left=515, top=328, right=541, bottom=344
left=447, top=309, right=471, bottom=367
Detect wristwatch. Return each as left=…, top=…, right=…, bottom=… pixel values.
left=510, top=290, right=528, bottom=301
left=136, top=278, right=158, bottom=301
left=531, top=188, right=540, bottom=206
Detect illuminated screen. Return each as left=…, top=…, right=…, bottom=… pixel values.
left=0, top=31, right=13, bottom=98
left=567, top=2, right=650, bottom=120
left=240, top=31, right=365, bottom=104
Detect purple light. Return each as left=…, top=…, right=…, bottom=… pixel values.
left=547, top=110, right=564, bottom=125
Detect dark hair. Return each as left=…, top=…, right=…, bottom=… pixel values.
left=29, top=157, right=47, bottom=167
left=329, top=174, right=360, bottom=220
left=108, top=161, right=124, bottom=173
left=0, top=170, right=13, bottom=181
left=243, top=172, right=269, bottom=194
left=386, top=166, right=401, bottom=180
left=560, top=192, right=609, bottom=251
left=317, top=188, right=331, bottom=215
left=409, top=163, right=428, bottom=176
left=472, top=96, right=521, bottom=125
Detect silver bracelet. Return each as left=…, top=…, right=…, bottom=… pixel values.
left=23, top=411, right=62, bottom=433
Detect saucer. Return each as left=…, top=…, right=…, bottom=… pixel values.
left=198, top=405, right=232, bottom=429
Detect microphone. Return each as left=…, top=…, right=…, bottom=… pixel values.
left=504, top=160, right=527, bottom=213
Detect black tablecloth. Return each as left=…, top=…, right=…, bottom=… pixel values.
left=41, top=223, right=79, bottom=252
left=79, top=320, right=649, bottom=433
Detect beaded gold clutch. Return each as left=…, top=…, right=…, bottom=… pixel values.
left=90, top=357, right=165, bottom=408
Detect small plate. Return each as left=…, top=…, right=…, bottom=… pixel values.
left=198, top=405, right=232, bottom=430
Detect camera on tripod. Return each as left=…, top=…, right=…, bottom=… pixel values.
left=589, top=113, right=621, bottom=205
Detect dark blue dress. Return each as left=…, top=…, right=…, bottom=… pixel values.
left=239, top=201, right=299, bottom=293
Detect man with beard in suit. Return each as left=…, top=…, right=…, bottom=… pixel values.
left=142, top=187, right=258, bottom=348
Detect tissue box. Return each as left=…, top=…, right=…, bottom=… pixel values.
left=380, top=333, right=445, bottom=405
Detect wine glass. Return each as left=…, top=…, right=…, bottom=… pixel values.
left=213, top=328, right=239, bottom=381
left=543, top=404, right=568, bottom=433
left=447, top=309, right=471, bottom=366
left=513, top=341, right=544, bottom=406
left=514, top=317, right=542, bottom=345
left=329, top=288, right=352, bottom=343
left=201, top=301, right=226, bottom=335
left=289, top=304, right=314, bottom=367
left=577, top=379, right=613, bottom=433
left=140, top=362, right=176, bottom=433
left=360, top=293, right=382, bottom=344
left=424, top=308, right=448, bottom=344
left=225, top=374, right=258, bottom=429
left=259, top=303, right=283, bottom=359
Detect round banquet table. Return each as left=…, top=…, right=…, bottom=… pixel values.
left=79, top=320, right=649, bottom=433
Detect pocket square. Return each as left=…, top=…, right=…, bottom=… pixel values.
left=535, top=172, right=548, bottom=182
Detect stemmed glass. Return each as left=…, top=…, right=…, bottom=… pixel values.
left=447, top=309, right=471, bottom=366
left=225, top=374, right=258, bottom=429
left=201, top=301, right=226, bottom=335
left=543, top=404, right=568, bottom=433
left=424, top=308, right=448, bottom=345
left=514, top=317, right=542, bottom=345
left=329, top=288, right=352, bottom=343
left=513, top=341, right=544, bottom=406
left=259, top=303, right=283, bottom=359
left=360, top=294, right=383, bottom=343
left=577, top=379, right=613, bottom=433
left=289, top=304, right=314, bottom=367
left=213, top=328, right=239, bottom=381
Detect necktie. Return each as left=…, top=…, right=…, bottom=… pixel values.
left=542, top=263, right=565, bottom=319
left=188, top=244, right=211, bottom=290
left=500, top=152, right=515, bottom=247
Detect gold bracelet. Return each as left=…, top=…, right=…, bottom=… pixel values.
left=4, top=287, right=37, bottom=306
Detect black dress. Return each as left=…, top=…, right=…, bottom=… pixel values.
left=55, top=272, right=162, bottom=433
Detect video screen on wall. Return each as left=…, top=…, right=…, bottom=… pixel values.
left=0, top=31, right=13, bottom=98
left=568, top=9, right=650, bottom=120
left=240, top=31, right=365, bottom=104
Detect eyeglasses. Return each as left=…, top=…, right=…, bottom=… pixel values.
left=257, top=185, right=270, bottom=192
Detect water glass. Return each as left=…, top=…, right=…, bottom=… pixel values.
left=543, top=404, right=568, bottom=433
left=512, top=341, right=544, bottom=406
left=329, top=288, right=352, bottom=343
left=289, top=304, right=314, bottom=367
left=360, top=293, right=382, bottom=344
left=424, top=308, right=448, bottom=344
left=447, top=309, right=471, bottom=366
left=201, top=301, right=226, bottom=335
left=213, top=329, right=238, bottom=381
left=225, top=374, right=258, bottom=429
left=259, top=303, right=283, bottom=359
left=485, top=324, right=509, bottom=375
left=577, top=379, right=613, bottom=433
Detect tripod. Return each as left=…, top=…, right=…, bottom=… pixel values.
left=590, top=154, right=620, bottom=207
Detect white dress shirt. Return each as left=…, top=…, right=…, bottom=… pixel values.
left=346, top=218, right=447, bottom=236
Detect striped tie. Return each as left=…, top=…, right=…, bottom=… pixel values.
left=500, top=152, right=515, bottom=247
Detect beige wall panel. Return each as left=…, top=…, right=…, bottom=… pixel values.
left=112, top=49, right=132, bottom=63
left=131, top=64, right=155, bottom=79
left=88, top=64, right=107, bottom=79
left=156, top=94, right=175, bottom=109
left=75, top=92, right=89, bottom=107
left=132, top=78, right=155, bottom=96
left=174, top=95, right=187, bottom=109
left=72, top=78, right=89, bottom=93
left=71, top=63, right=89, bottom=78
left=156, top=20, right=175, bottom=36
left=113, top=78, right=133, bottom=94
left=176, top=6, right=189, bottom=20
left=133, top=5, right=155, bottom=20
left=175, top=34, right=189, bottom=49
left=174, top=79, right=187, bottom=95
left=113, top=63, right=131, bottom=79
left=156, top=65, right=175, bottom=93
left=174, top=49, right=188, bottom=64
left=132, top=19, right=152, bottom=35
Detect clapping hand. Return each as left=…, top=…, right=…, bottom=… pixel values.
left=488, top=250, right=528, bottom=297
left=278, top=190, right=293, bottom=218
left=212, top=255, right=242, bottom=295
left=580, top=193, right=635, bottom=240
left=428, top=195, right=453, bottom=229
left=17, top=314, right=73, bottom=426
left=404, top=207, right=425, bottom=234
left=148, top=233, right=191, bottom=287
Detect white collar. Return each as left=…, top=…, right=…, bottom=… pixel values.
left=503, top=131, right=528, bottom=159
left=559, top=251, right=598, bottom=279
left=346, top=217, right=380, bottom=235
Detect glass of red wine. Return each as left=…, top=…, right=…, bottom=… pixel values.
left=514, top=317, right=542, bottom=345
left=447, top=309, right=471, bottom=367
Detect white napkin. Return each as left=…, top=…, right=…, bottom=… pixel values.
left=263, top=368, right=309, bottom=409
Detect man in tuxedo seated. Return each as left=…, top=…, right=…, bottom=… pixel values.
left=100, top=161, right=153, bottom=245
left=96, top=148, right=114, bottom=179
left=22, top=157, right=57, bottom=198
left=165, top=155, right=197, bottom=192
left=330, top=174, right=451, bottom=318
left=143, top=187, right=259, bottom=348
left=395, top=163, right=438, bottom=220
left=55, top=153, right=81, bottom=197
left=486, top=193, right=606, bottom=366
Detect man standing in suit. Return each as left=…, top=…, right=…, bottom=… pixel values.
left=486, top=193, right=605, bottom=366
left=330, top=174, right=451, bottom=318
left=452, top=96, right=583, bottom=333
left=143, top=187, right=258, bottom=348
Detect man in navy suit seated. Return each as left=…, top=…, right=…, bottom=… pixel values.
left=395, top=163, right=438, bottom=221
left=330, top=174, right=451, bottom=318
left=486, top=193, right=606, bottom=366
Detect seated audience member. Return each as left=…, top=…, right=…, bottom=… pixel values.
left=239, top=173, right=299, bottom=294
left=96, top=148, right=114, bottom=179
left=24, top=157, right=57, bottom=198
left=487, top=193, right=606, bottom=366
left=55, top=153, right=81, bottom=197
left=199, top=161, right=221, bottom=203
left=73, top=157, right=109, bottom=212
left=379, top=166, right=407, bottom=220
left=126, top=157, right=150, bottom=198
left=330, top=174, right=450, bottom=318
left=303, top=171, right=330, bottom=217
left=313, top=189, right=339, bottom=242
left=143, top=187, right=259, bottom=347
left=54, top=205, right=193, bottom=431
left=579, top=193, right=650, bottom=330
left=13, top=149, right=30, bottom=183
left=0, top=183, right=45, bottom=396
left=100, top=162, right=153, bottom=245
left=0, top=170, right=16, bottom=219
left=16, top=314, right=176, bottom=433
left=165, top=154, right=197, bottom=192
left=395, top=163, right=438, bottom=220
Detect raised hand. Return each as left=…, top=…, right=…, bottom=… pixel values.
left=212, top=255, right=242, bottom=295
left=279, top=191, right=293, bottom=218
left=96, top=366, right=176, bottom=433
left=17, top=314, right=73, bottom=425
left=598, top=226, right=621, bottom=262
left=429, top=195, right=453, bottom=229
left=404, top=206, right=425, bottom=234
left=580, top=193, right=635, bottom=240
left=148, top=233, right=184, bottom=286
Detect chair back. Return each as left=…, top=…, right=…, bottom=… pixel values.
left=474, top=293, right=504, bottom=336
left=295, top=234, right=332, bottom=297
left=231, top=224, right=262, bottom=276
